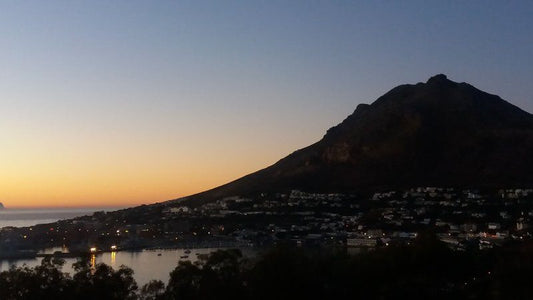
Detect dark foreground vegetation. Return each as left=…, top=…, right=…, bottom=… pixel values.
left=2, top=233, right=533, bottom=299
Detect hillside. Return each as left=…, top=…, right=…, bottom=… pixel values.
left=178, top=74, right=533, bottom=206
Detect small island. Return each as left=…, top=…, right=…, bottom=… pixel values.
left=0, top=203, right=4, bottom=210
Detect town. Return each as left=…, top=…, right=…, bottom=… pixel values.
left=2, top=187, right=533, bottom=257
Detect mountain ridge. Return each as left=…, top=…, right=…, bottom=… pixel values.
left=176, top=74, right=533, bottom=207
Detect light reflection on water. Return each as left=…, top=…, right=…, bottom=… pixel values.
left=90, top=254, right=96, bottom=271
left=110, top=251, right=116, bottom=266
left=0, top=248, right=252, bottom=287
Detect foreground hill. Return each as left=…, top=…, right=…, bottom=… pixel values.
left=178, top=74, right=533, bottom=206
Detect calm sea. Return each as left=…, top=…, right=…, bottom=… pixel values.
left=0, top=207, right=122, bottom=228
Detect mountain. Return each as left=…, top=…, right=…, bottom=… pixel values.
left=178, top=74, right=533, bottom=207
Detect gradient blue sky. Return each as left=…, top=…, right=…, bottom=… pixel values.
left=1, top=1, right=532, bottom=207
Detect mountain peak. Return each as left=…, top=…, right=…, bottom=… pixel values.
left=426, top=74, right=451, bottom=85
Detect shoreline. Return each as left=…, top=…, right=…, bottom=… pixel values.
left=0, top=243, right=255, bottom=261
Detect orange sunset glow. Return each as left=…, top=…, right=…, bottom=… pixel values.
left=1, top=117, right=326, bottom=208
left=0, top=140, right=302, bottom=208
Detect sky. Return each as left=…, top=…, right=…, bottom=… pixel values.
left=1, top=1, right=532, bottom=208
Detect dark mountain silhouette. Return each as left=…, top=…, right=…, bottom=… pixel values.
left=178, top=74, right=533, bottom=206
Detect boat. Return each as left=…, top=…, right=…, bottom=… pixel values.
left=184, top=249, right=191, bottom=254
left=157, top=253, right=162, bottom=256
left=180, top=255, right=189, bottom=259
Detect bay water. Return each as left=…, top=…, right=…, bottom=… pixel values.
left=0, top=207, right=250, bottom=286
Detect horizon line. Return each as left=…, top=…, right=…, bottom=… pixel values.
left=2, top=205, right=133, bottom=210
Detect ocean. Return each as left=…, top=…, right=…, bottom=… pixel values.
left=0, top=207, right=122, bottom=228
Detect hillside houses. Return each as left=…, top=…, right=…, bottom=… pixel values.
left=4, top=188, right=533, bottom=253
